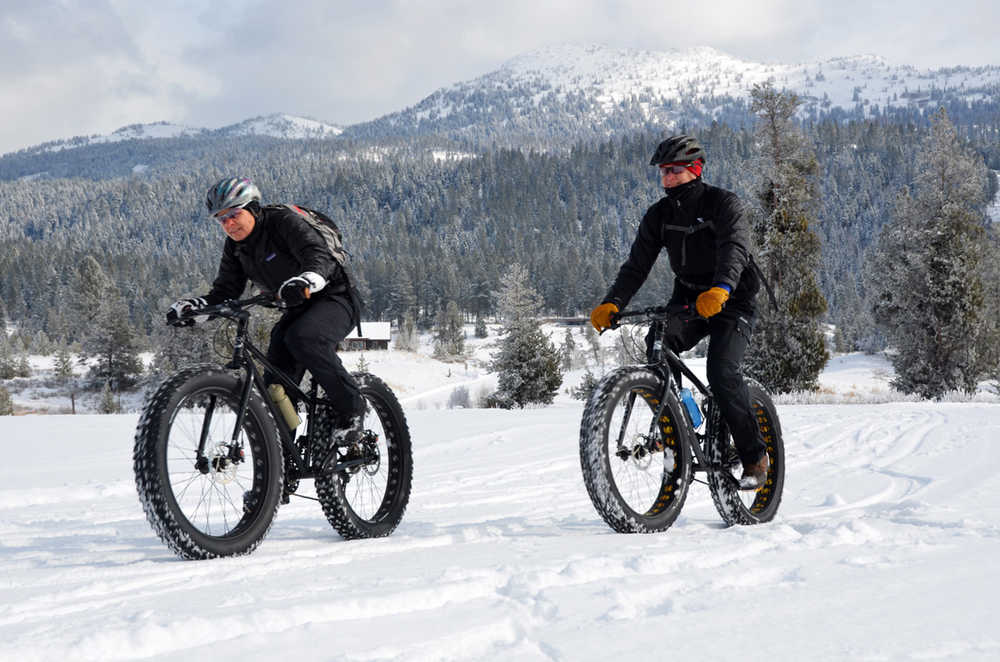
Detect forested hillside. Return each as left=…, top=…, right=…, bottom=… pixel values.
left=1, top=114, right=997, bottom=353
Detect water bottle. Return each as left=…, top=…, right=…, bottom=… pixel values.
left=679, top=388, right=703, bottom=429
left=268, top=383, right=301, bottom=430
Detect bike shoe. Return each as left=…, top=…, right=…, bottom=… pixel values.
left=738, top=453, right=770, bottom=491
left=320, top=407, right=368, bottom=472
left=723, top=444, right=741, bottom=470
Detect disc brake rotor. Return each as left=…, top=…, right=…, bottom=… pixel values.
left=209, top=442, right=242, bottom=484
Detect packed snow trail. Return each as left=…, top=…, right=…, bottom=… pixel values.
left=1, top=402, right=998, bottom=661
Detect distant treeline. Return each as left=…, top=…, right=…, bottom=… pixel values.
left=1, top=113, right=997, bottom=354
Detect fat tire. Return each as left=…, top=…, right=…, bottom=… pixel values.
left=579, top=367, right=693, bottom=533
left=706, top=378, right=785, bottom=525
left=133, top=365, right=283, bottom=559
left=314, top=372, right=412, bottom=539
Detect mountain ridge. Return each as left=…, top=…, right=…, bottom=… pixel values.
left=345, top=43, right=1000, bottom=144
left=10, top=113, right=343, bottom=158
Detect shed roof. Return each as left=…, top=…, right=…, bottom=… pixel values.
left=348, top=322, right=391, bottom=341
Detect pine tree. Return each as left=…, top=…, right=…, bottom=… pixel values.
left=388, top=268, right=417, bottom=327
left=31, top=330, right=53, bottom=356
left=70, top=256, right=142, bottom=388
left=571, top=369, right=600, bottom=401
left=87, top=298, right=145, bottom=390
left=583, top=322, right=605, bottom=371
left=54, top=344, right=75, bottom=382
left=870, top=109, right=991, bottom=398
left=15, top=354, right=31, bottom=378
left=69, top=255, right=112, bottom=344
left=433, top=301, right=466, bottom=361
left=489, top=264, right=562, bottom=407
left=0, top=385, right=13, bottom=415
left=0, top=335, right=14, bottom=380
left=98, top=382, right=120, bottom=414
left=394, top=312, right=419, bottom=352
left=474, top=316, right=488, bottom=339
left=744, top=82, right=830, bottom=393
left=980, top=229, right=1000, bottom=391
left=561, top=327, right=577, bottom=370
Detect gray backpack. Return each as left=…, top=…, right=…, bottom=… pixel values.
left=281, top=204, right=350, bottom=266
left=279, top=204, right=363, bottom=334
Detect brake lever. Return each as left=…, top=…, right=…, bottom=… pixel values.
left=596, top=313, right=621, bottom=336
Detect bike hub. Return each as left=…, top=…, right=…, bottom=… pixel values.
left=206, top=442, right=243, bottom=484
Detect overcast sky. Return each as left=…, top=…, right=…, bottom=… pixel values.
left=1, top=0, right=997, bottom=155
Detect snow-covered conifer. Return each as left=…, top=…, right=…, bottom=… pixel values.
left=489, top=264, right=562, bottom=407
left=870, top=109, right=992, bottom=398
left=744, top=82, right=829, bottom=393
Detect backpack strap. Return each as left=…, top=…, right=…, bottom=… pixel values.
left=660, top=220, right=715, bottom=268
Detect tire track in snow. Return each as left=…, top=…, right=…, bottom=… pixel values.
left=2, top=404, right=999, bottom=660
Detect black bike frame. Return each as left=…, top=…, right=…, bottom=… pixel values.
left=185, top=296, right=319, bottom=478
left=614, top=308, right=725, bottom=475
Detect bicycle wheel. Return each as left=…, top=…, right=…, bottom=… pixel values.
left=706, top=378, right=785, bottom=525
left=580, top=367, right=693, bottom=533
left=314, top=372, right=412, bottom=539
left=134, top=366, right=284, bottom=559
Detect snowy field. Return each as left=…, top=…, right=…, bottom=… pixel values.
left=2, top=348, right=999, bottom=661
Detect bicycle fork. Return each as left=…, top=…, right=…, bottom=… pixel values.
left=614, top=387, right=670, bottom=462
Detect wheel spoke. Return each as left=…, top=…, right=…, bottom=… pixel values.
left=313, top=374, right=412, bottom=539
left=165, top=391, right=262, bottom=539
left=580, top=369, right=693, bottom=532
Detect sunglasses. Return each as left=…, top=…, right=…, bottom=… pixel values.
left=658, top=164, right=689, bottom=175
left=214, top=208, right=243, bottom=224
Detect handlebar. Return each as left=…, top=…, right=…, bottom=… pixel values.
left=605, top=303, right=704, bottom=332
left=169, top=292, right=279, bottom=326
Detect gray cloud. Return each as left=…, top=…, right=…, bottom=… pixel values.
left=1, top=0, right=997, bottom=155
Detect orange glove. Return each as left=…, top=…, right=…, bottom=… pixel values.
left=695, top=287, right=730, bottom=318
left=590, top=302, right=619, bottom=332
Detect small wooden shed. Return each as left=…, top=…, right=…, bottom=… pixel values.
left=338, top=322, right=391, bottom=351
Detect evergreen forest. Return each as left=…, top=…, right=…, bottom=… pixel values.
left=1, top=109, right=997, bottom=363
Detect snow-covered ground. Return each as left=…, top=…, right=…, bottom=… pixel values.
left=2, top=339, right=999, bottom=661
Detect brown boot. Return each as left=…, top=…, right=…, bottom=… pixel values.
left=738, top=453, right=769, bottom=491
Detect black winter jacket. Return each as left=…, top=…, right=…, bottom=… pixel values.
left=205, top=205, right=352, bottom=308
left=603, top=179, right=759, bottom=311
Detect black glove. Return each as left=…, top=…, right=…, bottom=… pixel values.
left=278, top=272, right=326, bottom=307
left=166, top=297, right=207, bottom=326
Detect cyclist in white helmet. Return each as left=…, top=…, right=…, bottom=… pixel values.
left=168, top=177, right=365, bottom=440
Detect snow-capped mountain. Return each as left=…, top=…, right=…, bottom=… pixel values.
left=499, top=44, right=998, bottom=113
left=28, top=121, right=207, bottom=154
left=216, top=113, right=343, bottom=139
left=348, top=43, right=1000, bottom=143
left=21, top=113, right=342, bottom=156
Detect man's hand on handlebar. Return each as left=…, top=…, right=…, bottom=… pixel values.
left=590, top=302, right=619, bottom=333
left=166, top=297, right=207, bottom=327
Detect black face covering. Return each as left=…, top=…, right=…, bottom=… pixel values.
left=664, top=178, right=702, bottom=197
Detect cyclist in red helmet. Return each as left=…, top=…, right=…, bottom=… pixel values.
left=590, top=136, right=769, bottom=489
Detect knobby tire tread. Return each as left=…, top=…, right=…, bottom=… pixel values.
left=706, top=378, right=785, bottom=525
left=579, top=367, right=693, bottom=533
left=133, top=365, right=284, bottom=559
left=314, top=372, right=413, bottom=540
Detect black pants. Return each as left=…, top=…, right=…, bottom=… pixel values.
left=651, top=305, right=767, bottom=466
left=266, top=295, right=363, bottom=419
